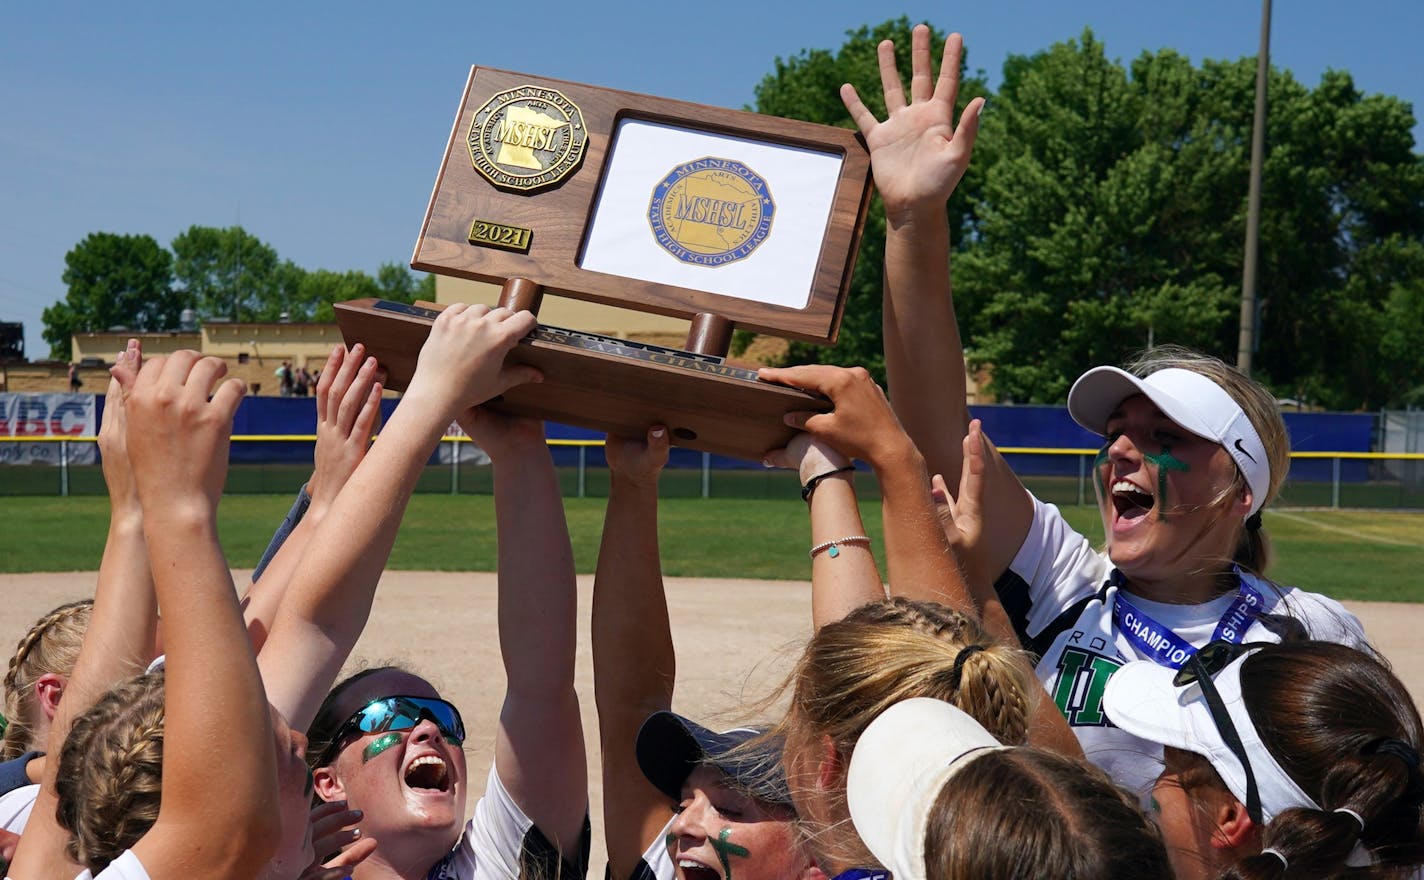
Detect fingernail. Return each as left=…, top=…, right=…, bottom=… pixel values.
left=651, top=427, right=665, bottom=438
left=762, top=458, right=774, bottom=468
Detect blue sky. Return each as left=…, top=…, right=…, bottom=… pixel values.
left=2, top=0, right=1420, bottom=359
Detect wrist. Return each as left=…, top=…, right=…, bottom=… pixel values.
left=883, top=200, right=952, bottom=234
left=801, top=464, right=856, bottom=502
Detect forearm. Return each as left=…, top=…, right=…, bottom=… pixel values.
left=494, top=447, right=577, bottom=694
left=806, top=473, right=883, bottom=629
left=144, top=514, right=277, bottom=835
left=592, top=474, right=675, bottom=879
left=243, top=490, right=318, bottom=651
left=592, top=476, right=674, bottom=716
left=260, top=396, right=447, bottom=728
left=61, top=516, right=158, bottom=713
left=876, top=443, right=975, bottom=616
left=882, top=208, right=970, bottom=486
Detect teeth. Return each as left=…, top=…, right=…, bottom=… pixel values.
left=677, top=861, right=709, bottom=871
left=1112, top=480, right=1149, bottom=497
left=410, top=755, right=445, bottom=769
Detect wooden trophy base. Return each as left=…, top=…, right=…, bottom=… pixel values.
left=333, top=296, right=830, bottom=461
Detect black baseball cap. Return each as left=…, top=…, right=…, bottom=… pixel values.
left=635, top=711, right=793, bottom=808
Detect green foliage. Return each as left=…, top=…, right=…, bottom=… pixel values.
left=172, top=225, right=292, bottom=322
left=753, top=17, right=989, bottom=382
left=42, top=232, right=181, bottom=359
left=44, top=224, right=440, bottom=348
left=955, top=32, right=1424, bottom=406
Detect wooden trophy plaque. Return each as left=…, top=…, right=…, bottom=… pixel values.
left=334, top=66, right=872, bottom=460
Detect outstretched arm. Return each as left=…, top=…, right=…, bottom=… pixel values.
left=762, top=364, right=973, bottom=617
left=242, top=344, right=382, bottom=651
left=764, top=433, right=883, bottom=629
left=845, top=25, right=1033, bottom=578
left=13, top=352, right=283, bottom=880
left=592, top=427, right=674, bottom=880
left=9, top=342, right=169, bottom=880
left=259, top=304, right=541, bottom=733
left=939, top=420, right=1082, bottom=758
left=460, top=408, right=588, bottom=855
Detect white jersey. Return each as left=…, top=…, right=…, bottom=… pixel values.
left=999, top=497, right=1368, bottom=800
left=0, top=783, right=36, bottom=834
left=426, top=764, right=590, bottom=880
left=72, top=850, right=149, bottom=880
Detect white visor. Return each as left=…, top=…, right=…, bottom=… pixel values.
left=1103, top=654, right=1319, bottom=822
left=1067, top=366, right=1271, bottom=516
left=846, top=699, right=1007, bottom=880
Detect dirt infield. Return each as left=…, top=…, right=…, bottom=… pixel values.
left=5, top=570, right=1422, bottom=870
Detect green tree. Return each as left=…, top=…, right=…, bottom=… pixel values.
left=305, top=270, right=383, bottom=322
left=172, top=225, right=293, bottom=322
left=42, top=232, right=180, bottom=359
left=955, top=32, right=1424, bottom=407
left=752, top=17, right=989, bottom=381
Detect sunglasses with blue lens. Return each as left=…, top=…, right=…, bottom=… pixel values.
left=317, top=696, right=465, bottom=767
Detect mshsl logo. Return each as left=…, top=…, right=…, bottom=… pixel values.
left=648, top=157, right=775, bottom=267
left=467, top=85, right=587, bottom=193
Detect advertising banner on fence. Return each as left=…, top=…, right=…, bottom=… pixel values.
left=0, top=394, right=97, bottom=465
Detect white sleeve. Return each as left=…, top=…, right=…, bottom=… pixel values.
left=74, top=850, right=150, bottom=880
left=1005, top=496, right=1112, bottom=638
left=638, top=818, right=676, bottom=880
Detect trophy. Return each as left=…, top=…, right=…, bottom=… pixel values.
left=334, top=66, right=872, bottom=460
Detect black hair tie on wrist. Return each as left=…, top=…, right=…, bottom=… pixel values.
left=801, top=464, right=856, bottom=502
left=1245, top=512, right=1264, bottom=531
left=947, top=645, right=987, bottom=691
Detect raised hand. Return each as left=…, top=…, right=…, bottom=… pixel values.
left=759, top=364, right=915, bottom=468
left=117, top=351, right=246, bottom=521
left=456, top=405, right=547, bottom=463
left=98, top=339, right=143, bottom=518
left=840, top=24, right=984, bottom=221
left=308, top=344, right=383, bottom=512
left=761, top=430, right=851, bottom=486
left=302, top=799, right=377, bottom=880
left=604, top=425, right=670, bottom=488
left=406, top=303, right=541, bottom=420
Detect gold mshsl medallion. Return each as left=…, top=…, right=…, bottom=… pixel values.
left=648, top=157, right=775, bottom=267
left=467, top=86, right=587, bottom=193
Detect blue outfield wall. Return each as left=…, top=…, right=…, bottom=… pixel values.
left=139, top=396, right=1373, bottom=483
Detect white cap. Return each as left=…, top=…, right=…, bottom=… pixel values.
left=846, top=699, right=1007, bottom=880
left=1103, top=653, right=1319, bottom=822
left=1067, top=366, right=1271, bottom=516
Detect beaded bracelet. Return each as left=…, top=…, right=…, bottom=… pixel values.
left=809, top=535, right=872, bottom=559
left=801, top=464, right=857, bottom=502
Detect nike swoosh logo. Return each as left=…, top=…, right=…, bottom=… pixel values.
left=1234, top=438, right=1257, bottom=463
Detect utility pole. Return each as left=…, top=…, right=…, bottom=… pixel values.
left=1237, top=0, right=1272, bottom=376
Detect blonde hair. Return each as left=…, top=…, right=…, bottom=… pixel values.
left=1124, top=345, right=1290, bottom=574
left=774, top=598, right=1037, bottom=870
left=54, top=673, right=166, bottom=872
left=1, top=599, right=92, bottom=759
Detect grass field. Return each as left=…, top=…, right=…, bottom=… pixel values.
left=2, top=491, right=1421, bottom=603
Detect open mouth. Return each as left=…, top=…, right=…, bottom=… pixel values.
left=677, top=859, right=720, bottom=880
left=403, top=754, right=451, bottom=793
left=1111, top=480, right=1154, bottom=521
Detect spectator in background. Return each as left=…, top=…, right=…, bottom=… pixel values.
left=67, top=364, right=82, bottom=393
left=277, top=361, right=294, bottom=397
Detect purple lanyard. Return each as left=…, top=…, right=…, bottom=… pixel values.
left=1111, top=572, right=1266, bottom=669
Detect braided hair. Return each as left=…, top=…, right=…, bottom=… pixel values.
left=773, top=597, right=1037, bottom=871
left=1, top=599, right=92, bottom=759
left=54, top=673, right=166, bottom=872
